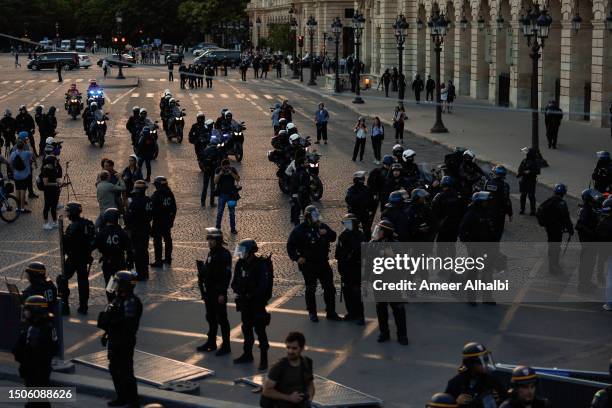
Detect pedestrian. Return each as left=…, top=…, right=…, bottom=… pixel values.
left=335, top=214, right=366, bottom=324
left=15, top=51, right=21, bottom=68
left=382, top=69, right=391, bottom=97
left=125, top=180, right=153, bottom=281
left=200, top=134, right=222, bottom=207
left=352, top=117, right=368, bottom=162
left=275, top=58, right=282, bottom=78
left=17, top=132, right=39, bottom=200
left=314, top=102, right=329, bottom=145
left=391, top=67, right=398, bottom=92
left=440, top=83, right=448, bottom=112
left=287, top=205, right=341, bottom=322
left=179, top=64, right=186, bottom=89
left=198, top=64, right=205, bottom=87
left=9, top=140, right=33, bottom=213
left=392, top=104, right=406, bottom=143
left=447, top=80, right=456, bottom=113
left=40, top=150, right=63, bottom=230
left=15, top=105, right=38, bottom=158
left=398, top=73, right=406, bottom=100
left=240, top=60, right=248, bottom=81
left=205, top=64, right=214, bottom=88
left=214, top=158, right=240, bottom=234
left=412, top=74, right=424, bottom=104
left=150, top=176, right=177, bottom=267
left=426, top=75, right=435, bottom=102
left=262, top=332, right=314, bottom=407
left=121, top=154, right=143, bottom=205
left=167, top=60, right=174, bottom=81
left=56, top=60, right=63, bottom=83
left=34, top=105, right=46, bottom=155
left=1, top=109, right=17, bottom=153
left=544, top=100, right=563, bottom=149
left=196, top=228, right=232, bottom=354
left=371, top=117, right=384, bottom=164
left=135, top=126, right=157, bottom=182
left=102, top=59, right=109, bottom=79
left=517, top=148, right=541, bottom=215
left=58, top=202, right=96, bottom=315
left=231, top=239, right=273, bottom=370
left=536, top=183, right=573, bottom=275
left=592, top=151, right=612, bottom=193
left=98, top=271, right=142, bottom=408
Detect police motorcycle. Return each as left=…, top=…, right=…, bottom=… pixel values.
left=87, top=87, right=105, bottom=108
left=219, top=122, right=246, bottom=162
left=65, top=93, right=83, bottom=120
left=166, top=107, right=186, bottom=143
left=89, top=111, right=109, bottom=148
left=268, top=133, right=311, bottom=194
left=305, top=149, right=323, bottom=201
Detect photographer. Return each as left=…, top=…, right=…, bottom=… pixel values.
left=214, top=159, right=240, bottom=234
left=40, top=144, right=64, bottom=230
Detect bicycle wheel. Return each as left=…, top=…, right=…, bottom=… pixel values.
left=0, top=194, right=20, bottom=223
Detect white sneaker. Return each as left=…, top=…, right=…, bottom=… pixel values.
left=43, top=223, right=53, bottom=230
left=51, top=221, right=59, bottom=229
left=603, top=304, right=612, bottom=312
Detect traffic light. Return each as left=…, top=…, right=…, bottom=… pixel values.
left=121, top=37, right=126, bottom=43
left=113, top=37, right=118, bottom=43
left=297, top=35, right=304, bottom=47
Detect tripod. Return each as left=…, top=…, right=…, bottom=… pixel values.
left=61, top=161, right=78, bottom=202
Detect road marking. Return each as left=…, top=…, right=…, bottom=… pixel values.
left=236, top=94, right=244, bottom=99
left=177, top=93, right=185, bottom=98
left=248, top=94, right=259, bottom=99
left=146, top=93, right=155, bottom=98
left=249, top=101, right=257, bottom=106
left=205, top=93, right=214, bottom=98
left=147, top=78, right=155, bottom=81
left=159, top=78, right=166, bottom=82
left=263, top=94, right=273, bottom=100
left=14, top=80, right=22, bottom=83
left=131, top=93, right=140, bottom=97
left=0, top=248, right=59, bottom=274
left=1, top=81, right=9, bottom=84
left=111, top=87, right=138, bottom=105
left=26, top=80, right=35, bottom=83
left=219, top=93, right=228, bottom=98
left=38, top=79, right=47, bottom=83
left=75, top=78, right=83, bottom=83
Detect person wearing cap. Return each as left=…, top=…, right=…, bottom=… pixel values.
left=314, top=102, right=329, bottom=144
left=596, top=198, right=612, bottom=311
left=458, top=150, right=486, bottom=198
left=96, top=170, right=126, bottom=228
left=500, top=366, right=549, bottom=407
left=125, top=180, right=153, bottom=281
left=150, top=176, right=177, bottom=267
left=445, top=342, right=506, bottom=407
left=15, top=105, right=37, bottom=157
left=214, top=159, right=240, bottom=234
left=335, top=214, right=366, bottom=325
left=536, top=183, right=573, bottom=275
left=405, top=189, right=437, bottom=242
left=21, top=262, right=59, bottom=313
left=12, top=295, right=59, bottom=395
left=426, top=393, right=458, bottom=408
left=121, top=155, right=144, bottom=203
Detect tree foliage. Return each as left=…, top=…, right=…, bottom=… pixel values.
left=264, top=23, right=291, bottom=53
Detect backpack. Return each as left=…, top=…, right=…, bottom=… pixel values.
left=11, top=153, right=26, bottom=171
left=536, top=197, right=556, bottom=227
left=260, top=254, right=274, bottom=303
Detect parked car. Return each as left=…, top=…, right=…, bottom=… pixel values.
left=78, top=54, right=92, bottom=69
left=75, top=40, right=86, bottom=52
left=192, top=43, right=218, bottom=56
left=60, top=39, right=71, bottom=50
left=96, top=54, right=134, bottom=68
left=28, top=52, right=79, bottom=70
left=194, top=49, right=241, bottom=66
left=165, top=53, right=183, bottom=64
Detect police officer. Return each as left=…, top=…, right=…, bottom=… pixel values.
left=405, top=189, right=437, bottom=242
left=591, top=359, right=612, bottom=407
left=150, top=176, right=177, bottom=267
left=458, top=150, right=486, bottom=198
left=592, top=151, right=612, bottom=193
left=231, top=239, right=273, bottom=371
left=517, top=148, right=541, bottom=215
left=58, top=202, right=96, bottom=315
left=289, top=156, right=312, bottom=226
left=15, top=105, right=37, bottom=157
left=426, top=393, right=458, bottom=408
left=433, top=176, right=466, bottom=257
left=381, top=191, right=411, bottom=242
left=536, top=184, right=574, bottom=275
left=96, top=208, right=133, bottom=302
left=345, top=171, right=377, bottom=238
left=371, top=219, right=408, bottom=345
left=484, top=165, right=513, bottom=242
left=500, top=366, right=550, bottom=408
left=12, top=295, right=59, bottom=400
left=126, top=106, right=140, bottom=147
left=197, top=228, right=232, bottom=354
left=189, top=112, right=209, bottom=155
left=200, top=134, right=222, bottom=207
left=335, top=214, right=366, bottom=325
left=401, top=149, right=421, bottom=189
left=576, top=189, right=604, bottom=292
left=367, top=155, right=394, bottom=212
left=391, top=144, right=404, bottom=163
left=287, top=205, right=340, bottom=322
left=99, top=271, right=142, bottom=408
left=125, top=180, right=153, bottom=281
left=21, top=262, right=59, bottom=314
left=445, top=342, right=506, bottom=407
left=382, top=163, right=411, bottom=209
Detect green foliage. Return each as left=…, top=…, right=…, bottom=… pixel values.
left=264, top=23, right=291, bottom=53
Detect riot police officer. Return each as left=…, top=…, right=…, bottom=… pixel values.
left=381, top=191, right=410, bottom=242
left=96, top=208, right=133, bottom=302
left=21, top=262, right=58, bottom=314
left=445, top=342, right=507, bottom=407
left=536, top=183, right=574, bottom=275
left=125, top=180, right=153, bottom=281
left=335, top=214, right=366, bottom=325
left=200, top=135, right=222, bottom=207
left=289, top=156, right=312, bottom=226
left=433, top=176, right=466, bottom=257
left=371, top=219, right=408, bottom=345
left=391, top=144, right=404, bottom=163
left=426, top=393, right=458, bottom=408
left=231, top=239, right=273, bottom=371
left=405, top=189, right=437, bottom=242
left=189, top=112, right=209, bottom=156
left=58, top=202, right=96, bottom=315
left=484, top=165, right=513, bottom=242
left=401, top=149, right=421, bottom=189
left=126, top=106, right=140, bottom=147
left=517, top=148, right=541, bottom=215
left=591, top=359, right=612, bottom=407
left=458, top=150, right=486, bottom=198
left=382, top=163, right=411, bottom=206
left=12, top=295, right=59, bottom=398
left=150, top=176, right=177, bottom=267
left=576, top=189, right=604, bottom=292
left=99, top=271, right=142, bottom=408
left=500, top=366, right=550, bottom=408
left=592, top=151, right=612, bottom=193
left=345, top=171, right=377, bottom=238
left=367, top=155, right=394, bottom=212
left=287, top=205, right=340, bottom=322
left=196, top=228, right=232, bottom=355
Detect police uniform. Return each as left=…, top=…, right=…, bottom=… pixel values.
left=200, top=144, right=222, bottom=207
left=445, top=370, right=507, bottom=407
left=367, top=163, right=391, bottom=211
left=345, top=181, right=376, bottom=238
left=592, top=386, right=612, bottom=408
left=125, top=191, right=153, bottom=280
left=432, top=187, right=466, bottom=247
left=22, top=280, right=58, bottom=314
left=484, top=176, right=513, bottom=242
left=537, top=194, right=573, bottom=272
left=405, top=200, right=437, bottom=242
left=289, top=164, right=312, bottom=226
left=576, top=200, right=604, bottom=290
left=335, top=226, right=366, bottom=322
left=151, top=183, right=177, bottom=265
left=96, top=223, right=133, bottom=301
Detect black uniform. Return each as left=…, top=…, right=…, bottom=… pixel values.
left=576, top=203, right=604, bottom=288
left=15, top=111, right=37, bottom=156
left=96, top=224, right=133, bottom=301
left=125, top=193, right=153, bottom=280
left=60, top=217, right=96, bottom=312
left=231, top=256, right=272, bottom=355
left=432, top=188, right=466, bottom=246
left=537, top=195, right=573, bottom=272
left=517, top=155, right=541, bottom=214
left=592, top=158, right=612, bottom=193
left=188, top=122, right=209, bottom=156
left=289, top=165, right=312, bottom=226
left=199, top=245, right=232, bottom=346
left=500, top=396, right=550, bottom=408
left=105, top=294, right=143, bottom=406
left=405, top=201, right=437, bottom=242
left=445, top=371, right=507, bottom=408
left=591, top=386, right=612, bottom=408
left=335, top=228, right=366, bottom=321
left=21, top=280, right=59, bottom=313
left=484, top=177, right=513, bottom=242
left=151, top=186, right=177, bottom=264
left=35, top=110, right=46, bottom=154
left=0, top=115, right=16, bottom=149
left=367, top=165, right=391, bottom=211
left=345, top=183, right=376, bottom=238
left=287, top=222, right=337, bottom=316
left=199, top=144, right=222, bottom=206
left=381, top=204, right=411, bottom=242
left=458, top=161, right=485, bottom=197
left=126, top=113, right=140, bottom=146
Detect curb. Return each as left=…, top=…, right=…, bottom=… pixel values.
left=0, top=365, right=256, bottom=408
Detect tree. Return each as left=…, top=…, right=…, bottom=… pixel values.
left=264, top=23, right=291, bottom=53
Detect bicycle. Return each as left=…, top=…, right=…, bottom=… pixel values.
left=0, top=178, right=19, bottom=223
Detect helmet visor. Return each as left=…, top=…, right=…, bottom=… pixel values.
left=371, top=225, right=384, bottom=241
left=234, top=245, right=248, bottom=260
left=309, top=208, right=321, bottom=223
left=106, top=276, right=118, bottom=293
left=341, top=219, right=354, bottom=231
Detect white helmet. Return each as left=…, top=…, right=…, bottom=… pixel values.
left=45, top=137, right=55, bottom=145
left=402, top=149, right=416, bottom=162
left=289, top=134, right=300, bottom=142
left=205, top=119, right=214, bottom=126
left=463, top=149, right=475, bottom=160
left=164, top=89, right=171, bottom=95
left=196, top=111, right=205, bottom=118
left=286, top=122, right=296, bottom=130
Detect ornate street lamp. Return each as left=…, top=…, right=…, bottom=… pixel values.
left=477, top=15, right=486, bottom=31
left=496, top=15, right=505, bottom=30
left=393, top=14, right=409, bottom=101
left=428, top=10, right=448, bottom=133
left=256, top=17, right=262, bottom=49
left=460, top=15, right=469, bottom=31
left=306, top=15, right=318, bottom=85
left=519, top=4, right=552, bottom=166
left=115, top=13, right=125, bottom=79
left=352, top=11, right=366, bottom=104
left=290, top=16, right=299, bottom=79
left=331, top=17, right=343, bottom=93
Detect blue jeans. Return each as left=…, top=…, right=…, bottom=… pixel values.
left=216, top=193, right=236, bottom=231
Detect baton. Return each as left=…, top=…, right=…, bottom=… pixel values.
left=561, top=234, right=572, bottom=256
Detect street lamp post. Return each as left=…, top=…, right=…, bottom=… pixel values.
left=331, top=17, right=343, bottom=93
left=290, top=17, right=299, bottom=79
left=393, top=14, right=409, bottom=102
left=256, top=17, right=262, bottom=50
left=520, top=5, right=552, bottom=166
left=298, top=34, right=304, bottom=82
left=306, top=15, right=318, bottom=86
left=55, top=22, right=59, bottom=48
left=352, top=11, right=365, bottom=104
left=428, top=10, right=448, bottom=133
left=115, top=13, right=125, bottom=79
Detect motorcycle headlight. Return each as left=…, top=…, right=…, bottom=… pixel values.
left=71, top=99, right=77, bottom=103
left=175, top=117, right=181, bottom=120
left=97, top=120, right=104, bottom=125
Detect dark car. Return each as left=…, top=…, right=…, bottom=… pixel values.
left=165, top=53, right=183, bottom=64
left=27, top=52, right=79, bottom=70
left=194, top=49, right=241, bottom=67
left=96, top=54, right=134, bottom=68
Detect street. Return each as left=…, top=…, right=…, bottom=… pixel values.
left=0, top=54, right=611, bottom=407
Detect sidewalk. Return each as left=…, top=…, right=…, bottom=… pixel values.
left=282, top=69, right=611, bottom=198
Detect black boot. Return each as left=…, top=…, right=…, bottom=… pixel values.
left=233, top=353, right=254, bottom=364
left=196, top=341, right=217, bottom=352
left=61, top=303, right=70, bottom=316
left=258, top=350, right=268, bottom=371
left=215, top=343, right=231, bottom=356
left=377, top=332, right=390, bottom=343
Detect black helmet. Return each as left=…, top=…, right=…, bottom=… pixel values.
left=386, top=191, right=403, bottom=207
left=24, top=295, right=50, bottom=318
left=234, top=239, right=258, bottom=259
left=65, top=201, right=82, bottom=218
left=553, top=183, right=567, bottom=196
left=132, top=179, right=147, bottom=194
left=511, top=366, right=538, bottom=385
left=132, top=105, right=140, bottom=113
left=372, top=219, right=395, bottom=241
left=426, top=393, right=458, bottom=408
left=48, top=106, right=56, bottom=114
left=25, top=262, right=46, bottom=280
left=581, top=188, right=602, bottom=205
left=153, top=176, right=168, bottom=189
left=114, top=270, right=136, bottom=292
left=353, top=171, right=367, bottom=184
left=103, top=207, right=121, bottom=224
left=410, top=188, right=430, bottom=202
left=341, top=213, right=359, bottom=231
left=461, top=342, right=494, bottom=371
left=441, top=176, right=454, bottom=188
left=392, top=144, right=403, bottom=157
left=304, top=205, right=321, bottom=223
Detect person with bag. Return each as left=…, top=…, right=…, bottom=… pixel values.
left=214, top=158, right=240, bottom=234
left=262, top=331, right=314, bottom=408
left=392, top=104, right=406, bottom=143
left=9, top=140, right=33, bottom=213
left=40, top=149, right=63, bottom=230
left=352, top=117, right=368, bottom=162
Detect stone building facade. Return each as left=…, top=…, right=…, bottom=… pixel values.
left=247, top=0, right=611, bottom=127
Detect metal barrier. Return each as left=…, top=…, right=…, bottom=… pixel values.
left=0, top=291, right=22, bottom=351
left=494, top=364, right=608, bottom=408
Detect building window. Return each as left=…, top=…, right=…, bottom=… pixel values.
left=345, top=8, right=355, bottom=18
